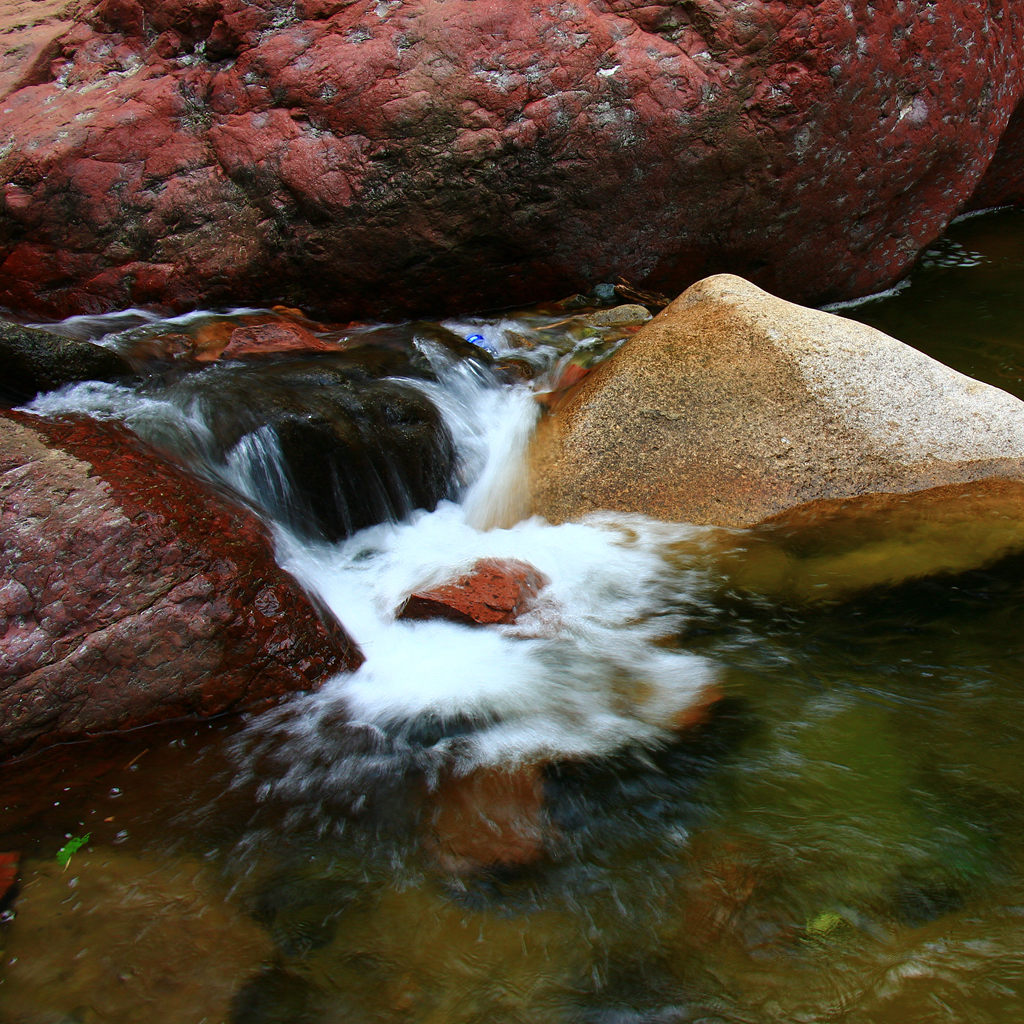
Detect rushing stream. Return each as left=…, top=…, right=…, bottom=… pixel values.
left=4, top=208, right=1024, bottom=1023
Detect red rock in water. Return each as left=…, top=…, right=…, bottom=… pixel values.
left=0, top=1, right=1021, bottom=319
left=0, top=851, right=19, bottom=910
left=0, top=411, right=363, bottom=761
left=397, top=559, right=548, bottom=626
left=219, top=322, right=342, bottom=360
left=425, top=763, right=547, bottom=872
left=536, top=361, right=593, bottom=410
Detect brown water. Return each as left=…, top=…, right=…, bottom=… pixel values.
left=4, top=209, right=1024, bottom=1023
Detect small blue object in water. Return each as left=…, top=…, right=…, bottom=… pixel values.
left=466, top=332, right=496, bottom=353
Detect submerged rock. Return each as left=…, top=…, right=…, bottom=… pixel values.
left=0, top=411, right=362, bottom=761
left=0, top=319, right=133, bottom=404
left=0, top=1, right=1022, bottom=319
left=425, top=763, right=548, bottom=873
left=530, top=274, right=1024, bottom=593
left=0, top=850, right=19, bottom=912
left=1, top=850, right=273, bottom=1021
left=396, top=558, right=549, bottom=627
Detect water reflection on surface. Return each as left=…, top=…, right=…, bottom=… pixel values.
left=5, top=550, right=1024, bottom=1023
left=5, top=210, right=1024, bottom=1022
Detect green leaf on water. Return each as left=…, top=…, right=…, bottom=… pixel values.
left=805, top=910, right=844, bottom=936
left=56, top=833, right=91, bottom=869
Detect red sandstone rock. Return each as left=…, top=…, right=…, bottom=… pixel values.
left=0, top=410, right=363, bottom=761
left=219, top=322, right=342, bottom=360
left=0, top=851, right=19, bottom=911
left=970, top=98, right=1024, bottom=211
left=396, top=559, right=548, bottom=626
left=0, top=1, right=74, bottom=103
left=0, top=1, right=1021, bottom=320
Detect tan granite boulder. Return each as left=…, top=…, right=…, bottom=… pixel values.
left=530, top=274, right=1024, bottom=596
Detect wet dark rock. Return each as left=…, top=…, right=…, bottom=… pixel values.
left=544, top=697, right=752, bottom=840
left=0, top=320, right=133, bottom=405
left=0, top=410, right=362, bottom=761
left=170, top=353, right=457, bottom=541
left=968, top=98, right=1024, bottom=211
left=230, top=967, right=324, bottom=1024
left=570, top=954, right=690, bottom=1024
left=245, top=866, right=360, bottom=957
left=888, top=877, right=966, bottom=927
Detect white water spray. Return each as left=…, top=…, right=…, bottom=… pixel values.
left=268, top=360, right=721, bottom=772
left=23, top=315, right=723, bottom=777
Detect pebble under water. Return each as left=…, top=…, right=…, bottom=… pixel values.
left=4, top=210, right=1024, bottom=1023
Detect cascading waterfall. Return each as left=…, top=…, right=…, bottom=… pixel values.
left=24, top=318, right=722, bottom=794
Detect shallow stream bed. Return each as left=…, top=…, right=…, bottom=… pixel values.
left=3, top=209, right=1024, bottom=1023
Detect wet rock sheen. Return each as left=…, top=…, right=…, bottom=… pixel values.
left=171, top=351, right=457, bottom=541
left=0, top=410, right=363, bottom=761
left=0, top=319, right=133, bottom=404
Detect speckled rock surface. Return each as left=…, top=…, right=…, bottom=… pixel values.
left=970, top=96, right=1024, bottom=211
left=0, top=0, right=1022, bottom=320
left=529, top=274, right=1024, bottom=528
left=0, top=410, right=362, bottom=761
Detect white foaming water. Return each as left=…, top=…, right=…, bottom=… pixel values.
left=27, top=305, right=267, bottom=344
left=405, top=347, right=539, bottom=529
left=266, top=365, right=721, bottom=772
left=24, top=320, right=721, bottom=776
left=24, top=380, right=221, bottom=470
left=275, top=508, right=719, bottom=769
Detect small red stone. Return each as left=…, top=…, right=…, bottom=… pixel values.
left=536, top=361, right=592, bottom=409
left=219, top=322, right=342, bottom=360
left=396, top=558, right=548, bottom=626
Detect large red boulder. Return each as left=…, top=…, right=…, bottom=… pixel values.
left=969, top=96, right=1024, bottom=211
left=0, top=410, right=362, bottom=761
left=0, top=0, right=1021, bottom=320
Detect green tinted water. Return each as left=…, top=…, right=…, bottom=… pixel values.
left=4, top=210, right=1024, bottom=1023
